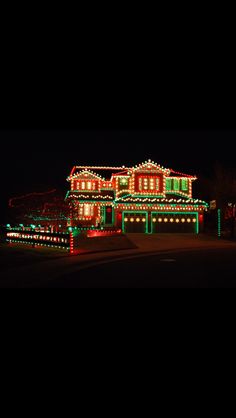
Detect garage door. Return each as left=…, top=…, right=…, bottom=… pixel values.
left=123, top=212, right=148, bottom=233
left=151, top=213, right=198, bottom=234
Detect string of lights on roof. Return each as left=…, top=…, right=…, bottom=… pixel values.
left=67, top=194, right=114, bottom=200
left=132, top=161, right=171, bottom=175
left=117, top=197, right=207, bottom=204
left=68, top=169, right=107, bottom=182
left=69, top=161, right=196, bottom=180
left=170, top=170, right=197, bottom=179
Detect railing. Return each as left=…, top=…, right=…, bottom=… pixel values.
left=6, top=227, right=70, bottom=250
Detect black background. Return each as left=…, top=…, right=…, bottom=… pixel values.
left=0, top=49, right=235, bottom=224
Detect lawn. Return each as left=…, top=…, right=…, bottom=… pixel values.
left=0, top=243, right=68, bottom=272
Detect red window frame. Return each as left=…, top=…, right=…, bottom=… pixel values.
left=135, top=175, right=163, bottom=193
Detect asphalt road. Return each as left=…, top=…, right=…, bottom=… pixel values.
left=44, top=248, right=236, bottom=288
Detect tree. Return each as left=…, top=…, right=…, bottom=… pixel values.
left=208, top=163, right=236, bottom=238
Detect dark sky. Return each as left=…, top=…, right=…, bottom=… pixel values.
left=1, top=129, right=236, bottom=223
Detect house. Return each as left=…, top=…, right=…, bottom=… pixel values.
left=66, top=160, right=208, bottom=234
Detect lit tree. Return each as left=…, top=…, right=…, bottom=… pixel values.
left=209, top=163, right=236, bottom=238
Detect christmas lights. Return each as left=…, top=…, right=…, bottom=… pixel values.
left=6, top=229, right=70, bottom=251
left=9, top=189, right=57, bottom=208
left=66, top=161, right=208, bottom=235
left=218, top=209, right=221, bottom=238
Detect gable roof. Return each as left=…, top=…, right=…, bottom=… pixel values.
left=68, top=162, right=197, bottom=182
left=68, top=169, right=107, bottom=182
left=132, top=161, right=171, bottom=175
left=68, top=166, right=128, bottom=181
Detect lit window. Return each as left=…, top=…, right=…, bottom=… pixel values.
left=150, top=179, right=155, bottom=190
left=139, top=178, right=142, bottom=191
left=84, top=204, right=91, bottom=216
left=87, top=181, right=92, bottom=190
left=173, top=179, right=180, bottom=191
left=82, top=181, right=86, bottom=190
left=138, top=177, right=161, bottom=193
left=181, top=179, right=188, bottom=191
left=79, top=204, right=94, bottom=218
left=166, top=178, right=172, bottom=191
left=79, top=205, right=83, bottom=216
left=120, top=178, right=128, bottom=186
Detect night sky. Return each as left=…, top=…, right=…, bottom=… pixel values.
left=1, top=129, right=236, bottom=223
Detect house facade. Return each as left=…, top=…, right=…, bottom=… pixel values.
left=66, top=161, right=208, bottom=234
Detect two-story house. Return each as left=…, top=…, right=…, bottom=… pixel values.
left=66, top=160, right=208, bottom=234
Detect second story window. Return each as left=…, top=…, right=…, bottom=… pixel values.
left=138, top=176, right=161, bottom=193
left=76, top=180, right=98, bottom=191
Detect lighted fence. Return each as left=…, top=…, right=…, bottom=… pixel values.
left=6, top=228, right=70, bottom=250
left=5, top=225, right=123, bottom=254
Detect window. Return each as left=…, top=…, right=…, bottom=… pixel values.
left=119, top=177, right=129, bottom=190
left=120, top=178, right=128, bottom=186
left=139, top=178, right=142, bottom=191
left=166, top=178, right=172, bottom=191
left=181, top=179, right=188, bottom=191
left=77, top=180, right=98, bottom=191
left=143, top=178, right=149, bottom=190
left=84, top=204, right=91, bottom=216
left=138, top=176, right=161, bottom=193
left=150, top=178, right=155, bottom=190
left=173, top=179, right=180, bottom=191
left=79, top=204, right=94, bottom=218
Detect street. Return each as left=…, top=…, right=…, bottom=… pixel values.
left=1, top=235, right=236, bottom=288
left=45, top=248, right=236, bottom=288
